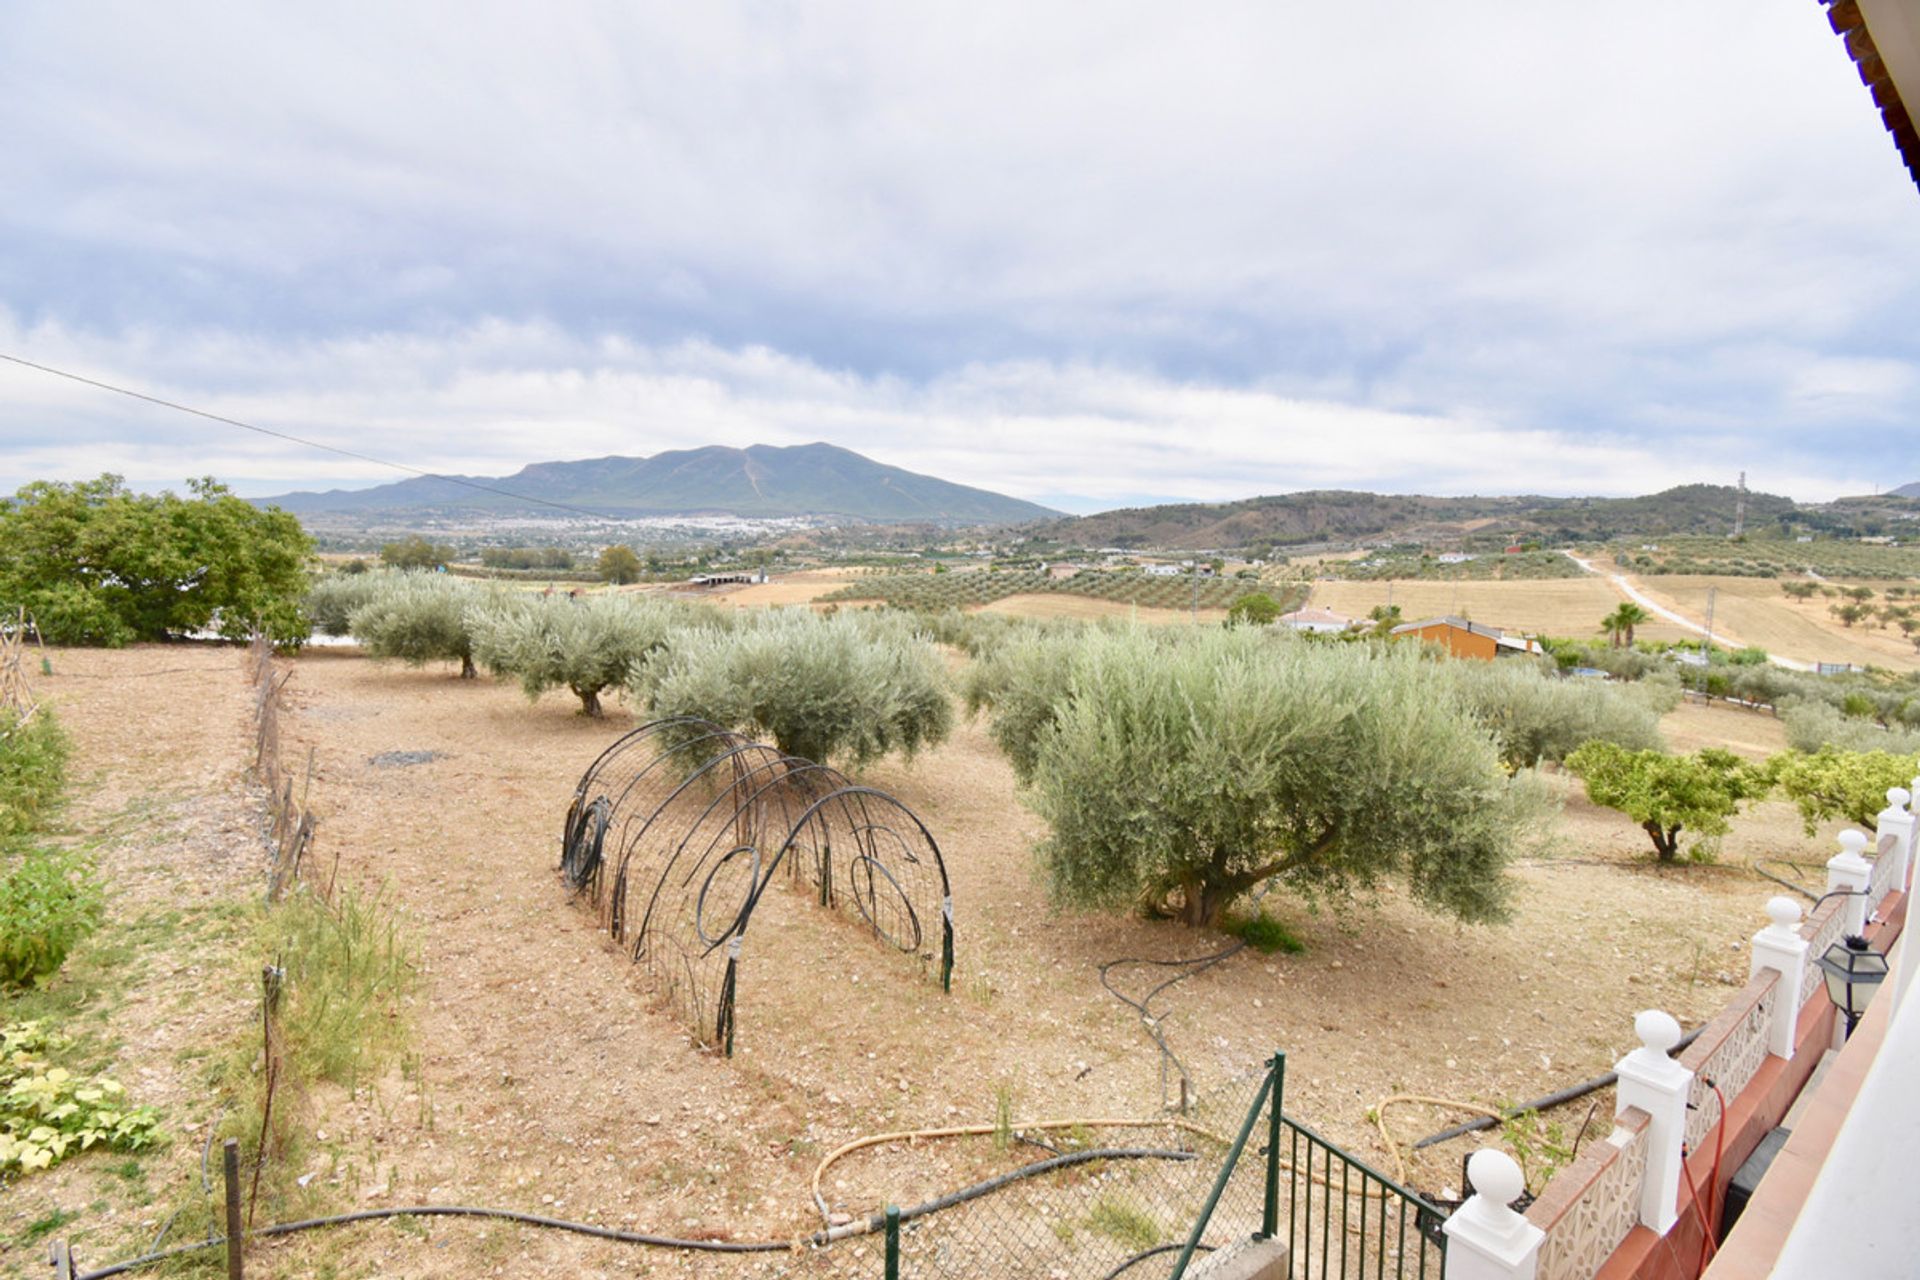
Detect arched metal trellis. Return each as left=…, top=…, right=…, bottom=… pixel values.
left=561, top=718, right=954, bottom=1053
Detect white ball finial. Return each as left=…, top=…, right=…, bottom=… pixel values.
left=1635, top=1008, right=1682, bottom=1055
left=1467, top=1149, right=1526, bottom=1207
left=1766, top=896, right=1803, bottom=930
left=1889, top=787, right=1910, bottom=809
left=1838, top=829, right=1870, bottom=858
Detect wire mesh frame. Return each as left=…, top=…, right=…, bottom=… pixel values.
left=560, top=719, right=955, bottom=1053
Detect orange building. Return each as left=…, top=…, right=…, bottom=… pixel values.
left=1388, top=615, right=1542, bottom=661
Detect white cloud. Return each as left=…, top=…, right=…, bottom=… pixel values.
left=0, top=2, right=1916, bottom=502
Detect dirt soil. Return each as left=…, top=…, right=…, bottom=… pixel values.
left=6, top=648, right=1859, bottom=1278
left=974, top=595, right=1227, bottom=626
left=1300, top=579, right=1695, bottom=646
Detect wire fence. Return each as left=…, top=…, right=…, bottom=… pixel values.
left=877, top=1054, right=1448, bottom=1280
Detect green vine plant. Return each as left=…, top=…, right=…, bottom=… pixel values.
left=1, top=1020, right=161, bottom=1176
left=1498, top=1106, right=1580, bottom=1197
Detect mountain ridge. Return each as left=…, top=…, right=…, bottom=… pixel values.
left=259, top=442, right=1058, bottom=524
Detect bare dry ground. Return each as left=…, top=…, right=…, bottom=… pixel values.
left=1301, top=579, right=1693, bottom=645
left=1627, top=575, right=1920, bottom=671
left=6, top=647, right=1859, bottom=1278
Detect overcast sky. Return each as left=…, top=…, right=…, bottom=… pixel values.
left=2, top=1, right=1916, bottom=512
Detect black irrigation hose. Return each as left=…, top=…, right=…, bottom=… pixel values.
left=72, top=1148, right=1199, bottom=1280
left=1754, top=859, right=1821, bottom=902
left=1411, top=1024, right=1707, bottom=1151
left=1100, top=941, right=1247, bottom=1109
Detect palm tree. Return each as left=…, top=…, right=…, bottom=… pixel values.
left=1598, top=602, right=1651, bottom=649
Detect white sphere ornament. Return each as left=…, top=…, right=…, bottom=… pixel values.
left=1765, top=895, right=1803, bottom=930
left=1467, top=1149, right=1526, bottom=1208
left=1837, top=829, right=1869, bottom=859
left=1890, top=787, right=1911, bottom=809
left=1635, top=1008, right=1682, bottom=1055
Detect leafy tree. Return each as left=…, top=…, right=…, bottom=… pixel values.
left=379, top=536, right=454, bottom=571
left=972, top=628, right=1545, bottom=926
left=643, top=609, right=952, bottom=766
left=597, top=544, right=643, bottom=585
left=348, top=572, right=490, bottom=678
left=0, top=475, right=312, bottom=646
left=1565, top=742, right=1769, bottom=861
left=1770, top=748, right=1916, bottom=835
left=1226, top=592, right=1283, bottom=626
left=1829, top=601, right=1872, bottom=628
left=472, top=594, right=678, bottom=716
left=1781, top=581, right=1819, bottom=600
left=1598, top=602, right=1651, bottom=649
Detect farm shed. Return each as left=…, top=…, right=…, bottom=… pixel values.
left=1388, top=615, right=1542, bottom=660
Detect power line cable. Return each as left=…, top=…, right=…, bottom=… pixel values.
left=0, top=351, right=618, bottom=520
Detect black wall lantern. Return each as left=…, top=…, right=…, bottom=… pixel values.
left=1817, top=934, right=1889, bottom=1038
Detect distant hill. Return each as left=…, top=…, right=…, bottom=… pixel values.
left=260, top=443, right=1058, bottom=524
left=1023, top=484, right=1823, bottom=551
left=1893, top=481, right=1920, bottom=499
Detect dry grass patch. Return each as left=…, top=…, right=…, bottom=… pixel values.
left=1629, top=575, right=1920, bottom=670
left=1304, top=578, right=1692, bottom=643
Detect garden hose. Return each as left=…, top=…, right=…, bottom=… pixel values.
left=69, top=1149, right=1196, bottom=1280
left=809, top=1116, right=1229, bottom=1225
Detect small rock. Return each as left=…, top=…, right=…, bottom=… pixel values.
left=829, top=1212, right=853, bottom=1226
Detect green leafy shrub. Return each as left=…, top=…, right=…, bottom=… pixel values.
left=471, top=593, right=681, bottom=717
left=1565, top=742, right=1770, bottom=861
left=0, top=475, right=312, bottom=645
left=0, top=848, right=103, bottom=987
left=1227, top=592, right=1283, bottom=625
left=262, top=886, right=417, bottom=1089
left=0, top=711, right=68, bottom=845
left=643, top=609, right=952, bottom=768
left=1226, top=909, right=1305, bottom=954
left=1769, top=748, right=1916, bottom=835
left=0, top=1021, right=160, bottom=1175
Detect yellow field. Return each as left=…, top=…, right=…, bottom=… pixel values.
left=1303, top=579, right=1694, bottom=643
left=708, top=568, right=858, bottom=608
left=1630, top=576, right=1919, bottom=671
left=975, top=593, right=1227, bottom=625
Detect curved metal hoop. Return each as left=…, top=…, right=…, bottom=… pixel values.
left=558, top=720, right=955, bottom=1053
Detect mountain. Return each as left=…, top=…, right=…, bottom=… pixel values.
left=1022, top=484, right=1814, bottom=551
left=1893, top=482, right=1920, bottom=499
left=259, top=443, right=1058, bottom=524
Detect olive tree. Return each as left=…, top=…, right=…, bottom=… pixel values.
left=1444, top=661, right=1665, bottom=769
left=307, top=570, right=389, bottom=637
left=347, top=572, right=489, bottom=678
left=642, top=609, right=952, bottom=767
left=1565, top=741, right=1770, bottom=861
left=977, top=627, right=1546, bottom=927
left=470, top=593, right=679, bottom=717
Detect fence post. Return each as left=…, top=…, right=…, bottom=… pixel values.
left=223, top=1137, right=244, bottom=1280
left=1262, top=1051, right=1284, bottom=1240
left=1876, top=790, right=1912, bottom=909
left=1829, top=830, right=1873, bottom=938
left=1440, top=1149, right=1542, bottom=1280
left=1613, top=1009, right=1692, bottom=1234
left=1751, top=896, right=1809, bottom=1058
left=884, top=1204, right=900, bottom=1280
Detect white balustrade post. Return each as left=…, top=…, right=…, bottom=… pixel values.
left=1829, top=830, right=1873, bottom=938
left=1877, top=789, right=1913, bottom=909
left=1442, top=1150, right=1543, bottom=1280
left=1907, top=774, right=1920, bottom=869
left=1751, top=896, right=1809, bottom=1059
left=1613, top=1010, right=1693, bottom=1234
